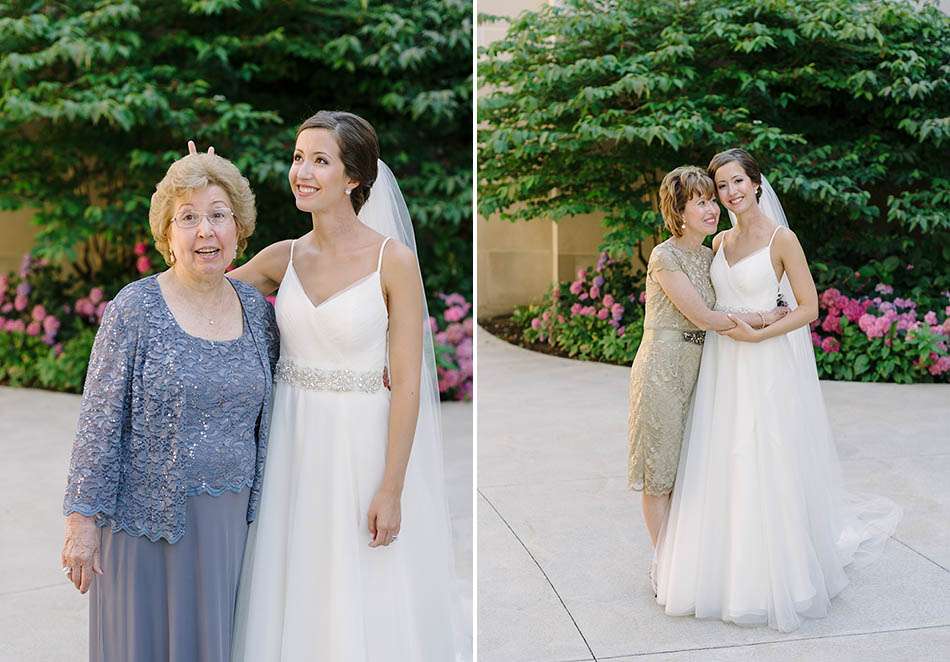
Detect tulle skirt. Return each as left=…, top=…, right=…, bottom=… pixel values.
left=231, top=382, right=462, bottom=661
left=654, top=327, right=902, bottom=632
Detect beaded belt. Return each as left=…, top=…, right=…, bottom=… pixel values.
left=646, top=328, right=706, bottom=346
left=275, top=359, right=384, bottom=393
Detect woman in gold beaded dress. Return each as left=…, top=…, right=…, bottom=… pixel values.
left=627, top=166, right=788, bottom=556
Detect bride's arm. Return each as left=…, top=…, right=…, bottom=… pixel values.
left=228, top=240, right=293, bottom=295
left=654, top=269, right=788, bottom=331
left=366, top=241, right=423, bottom=548
left=723, top=228, right=819, bottom=342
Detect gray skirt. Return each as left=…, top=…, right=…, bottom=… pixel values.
left=89, top=489, right=250, bottom=662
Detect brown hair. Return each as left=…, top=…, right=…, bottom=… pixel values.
left=707, top=148, right=763, bottom=200
left=148, top=153, right=256, bottom=265
left=296, top=110, right=379, bottom=213
left=658, top=166, right=716, bottom=237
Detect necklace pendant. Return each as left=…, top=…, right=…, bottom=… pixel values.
left=208, top=320, right=215, bottom=325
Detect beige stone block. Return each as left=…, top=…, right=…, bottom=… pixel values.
left=478, top=214, right=552, bottom=251
left=0, top=208, right=38, bottom=273
left=479, top=250, right=553, bottom=317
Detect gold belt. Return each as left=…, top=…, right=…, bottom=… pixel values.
left=644, top=328, right=706, bottom=345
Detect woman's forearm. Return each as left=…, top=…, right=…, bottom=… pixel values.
left=379, top=384, right=420, bottom=495
left=701, top=309, right=775, bottom=331
left=754, top=303, right=818, bottom=341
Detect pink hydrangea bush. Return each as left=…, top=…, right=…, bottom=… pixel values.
left=0, top=243, right=159, bottom=392
left=515, top=252, right=646, bottom=364
left=431, top=293, right=473, bottom=401
left=811, top=286, right=948, bottom=383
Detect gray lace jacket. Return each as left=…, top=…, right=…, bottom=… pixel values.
left=63, top=275, right=279, bottom=543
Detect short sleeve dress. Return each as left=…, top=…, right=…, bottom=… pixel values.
left=627, top=240, right=715, bottom=496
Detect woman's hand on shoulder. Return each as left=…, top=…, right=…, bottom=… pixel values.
left=228, top=240, right=293, bottom=296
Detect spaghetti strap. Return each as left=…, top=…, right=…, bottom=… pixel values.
left=376, top=237, right=391, bottom=272
left=289, top=239, right=297, bottom=260
left=767, top=226, right=783, bottom=248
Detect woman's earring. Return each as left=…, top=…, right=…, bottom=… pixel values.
left=345, top=188, right=352, bottom=196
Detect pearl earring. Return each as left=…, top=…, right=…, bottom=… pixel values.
left=345, top=188, right=352, bottom=196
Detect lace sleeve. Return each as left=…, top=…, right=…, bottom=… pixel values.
left=647, top=246, right=681, bottom=278
left=63, top=298, right=137, bottom=519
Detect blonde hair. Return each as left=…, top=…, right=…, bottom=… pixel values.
left=148, top=153, right=257, bottom=265
left=658, top=166, right=716, bottom=237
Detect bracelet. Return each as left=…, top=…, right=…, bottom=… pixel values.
left=758, top=312, right=766, bottom=328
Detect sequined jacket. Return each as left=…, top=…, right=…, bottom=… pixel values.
left=62, top=276, right=279, bottom=543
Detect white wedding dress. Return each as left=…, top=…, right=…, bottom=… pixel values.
left=654, top=226, right=902, bottom=632
left=232, top=237, right=463, bottom=660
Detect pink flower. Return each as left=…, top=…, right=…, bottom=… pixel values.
left=639, top=291, right=647, bottom=305
left=569, top=280, right=584, bottom=295
left=75, top=298, right=94, bottom=317
left=875, top=283, right=894, bottom=295
left=597, top=308, right=609, bottom=320
left=1, top=303, right=12, bottom=313
left=542, top=310, right=551, bottom=322
left=819, top=288, right=840, bottom=308
left=445, top=318, right=466, bottom=345
left=611, top=303, right=624, bottom=320
left=579, top=292, right=589, bottom=301
left=583, top=306, right=596, bottom=316
left=596, top=254, right=608, bottom=271
left=810, top=319, right=820, bottom=330
left=924, top=311, right=937, bottom=325
left=811, top=331, right=822, bottom=347
left=821, top=337, right=840, bottom=353
left=441, top=293, right=468, bottom=307
left=7, top=319, right=25, bottom=333
left=26, top=321, right=41, bottom=336
left=821, top=313, right=841, bottom=334
left=842, top=299, right=868, bottom=323
left=89, top=287, right=104, bottom=304
left=14, top=293, right=28, bottom=311
left=570, top=303, right=583, bottom=316
left=617, top=326, right=625, bottom=336
left=945, top=305, right=950, bottom=317
left=53, top=343, right=63, bottom=356
left=42, top=315, right=60, bottom=336
left=593, top=276, right=605, bottom=288
left=462, top=318, right=474, bottom=336
left=576, top=268, right=587, bottom=280
left=428, top=316, right=438, bottom=332
left=456, top=338, right=473, bottom=360
left=589, top=286, right=600, bottom=300
left=439, top=368, right=461, bottom=390
left=444, top=306, right=465, bottom=323
left=858, top=314, right=881, bottom=338
left=134, top=241, right=148, bottom=256
left=602, top=294, right=615, bottom=308
left=95, top=301, right=108, bottom=320
left=31, top=304, right=47, bottom=322
left=136, top=255, right=152, bottom=274
left=894, top=297, right=915, bottom=310
left=835, top=295, right=849, bottom=310
left=557, top=315, right=565, bottom=324
left=906, top=263, right=914, bottom=270
left=929, top=356, right=950, bottom=376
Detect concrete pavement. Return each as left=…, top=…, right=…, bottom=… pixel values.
left=0, top=387, right=472, bottom=661
left=477, top=329, right=950, bottom=662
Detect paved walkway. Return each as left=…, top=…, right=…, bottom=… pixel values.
left=477, top=329, right=950, bottom=662
left=0, top=387, right=472, bottom=662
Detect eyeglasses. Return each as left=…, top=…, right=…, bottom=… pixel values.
left=173, top=207, right=235, bottom=229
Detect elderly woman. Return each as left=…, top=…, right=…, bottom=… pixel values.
left=61, top=153, right=278, bottom=662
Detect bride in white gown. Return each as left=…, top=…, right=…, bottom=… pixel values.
left=224, top=111, right=465, bottom=660
left=654, top=148, right=902, bottom=633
